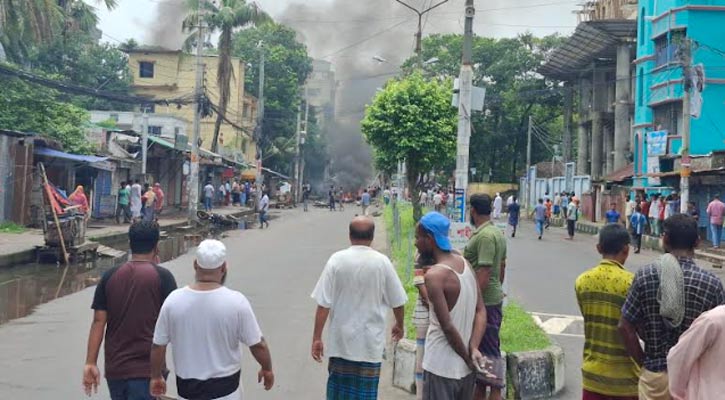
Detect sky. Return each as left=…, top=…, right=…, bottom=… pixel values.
left=88, top=0, right=581, bottom=54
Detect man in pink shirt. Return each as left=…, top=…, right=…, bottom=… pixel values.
left=668, top=305, right=725, bottom=400
left=706, top=195, right=725, bottom=248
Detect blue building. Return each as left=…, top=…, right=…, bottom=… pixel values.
left=633, top=1, right=725, bottom=197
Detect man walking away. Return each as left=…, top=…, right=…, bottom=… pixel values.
left=303, top=183, right=310, bottom=212
left=311, top=216, right=407, bottom=399
left=415, top=212, right=486, bottom=400
left=544, top=198, right=553, bottom=229
left=508, top=196, right=520, bottom=238
left=706, top=194, right=725, bottom=248
left=566, top=198, right=579, bottom=240
left=116, top=181, right=131, bottom=224
left=328, top=185, right=336, bottom=211
left=667, top=305, right=725, bottom=400
left=630, top=205, right=647, bottom=254
left=383, top=187, right=391, bottom=206
left=640, top=195, right=650, bottom=234
left=218, top=182, right=227, bottom=206
left=493, top=193, right=502, bottom=220
left=576, top=224, right=640, bottom=400
left=150, top=240, right=274, bottom=399
left=361, top=189, right=371, bottom=216
left=259, top=191, right=270, bottom=229
left=619, top=214, right=725, bottom=400
left=649, top=194, right=661, bottom=237
left=130, top=179, right=143, bottom=221
left=625, top=196, right=637, bottom=230
left=434, top=191, right=443, bottom=213
left=203, top=181, right=215, bottom=212
left=561, top=192, right=569, bottom=220
left=553, top=192, right=561, bottom=217
left=83, top=221, right=177, bottom=400
left=464, top=194, right=507, bottom=400
left=531, top=198, right=547, bottom=240
left=606, top=202, right=621, bottom=224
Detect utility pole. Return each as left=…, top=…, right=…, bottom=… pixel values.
left=255, top=47, right=265, bottom=210
left=394, top=0, right=449, bottom=68
left=294, top=102, right=302, bottom=204
left=141, top=108, right=149, bottom=176
left=298, top=87, right=309, bottom=203
left=526, top=115, right=533, bottom=208
left=187, top=13, right=204, bottom=223
left=680, top=38, right=692, bottom=213
left=453, top=0, right=474, bottom=222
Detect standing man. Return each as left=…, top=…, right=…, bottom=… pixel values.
left=232, top=180, right=241, bottom=206
left=625, top=195, right=637, bottom=230
left=706, top=194, right=725, bottom=248
left=415, top=212, right=487, bottom=400
left=544, top=198, right=553, bottom=229
left=150, top=240, right=274, bottom=399
left=203, top=181, right=215, bottom=212
left=575, top=224, right=640, bottom=400
left=619, top=214, right=725, bottom=399
left=142, top=184, right=157, bottom=223
left=218, top=182, right=227, bottom=207
left=244, top=181, right=251, bottom=207
left=464, top=194, right=507, bottom=400
left=116, top=181, right=131, bottom=224
left=328, top=185, right=336, bottom=211
left=531, top=198, right=547, bottom=240
left=553, top=192, right=561, bottom=217
left=361, top=188, right=371, bottom=216
left=507, top=196, right=520, bottom=238
left=413, top=253, right=433, bottom=400
left=561, top=192, right=570, bottom=220
left=152, top=183, right=164, bottom=218
left=419, top=190, right=428, bottom=209
left=225, top=180, right=232, bottom=206
left=83, top=221, right=177, bottom=400
left=648, top=194, right=661, bottom=237
left=302, top=183, right=310, bottom=212
left=383, top=187, right=391, bottom=206
left=630, top=205, right=647, bottom=254
left=566, top=198, right=579, bottom=240
left=667, top=305, right=725, bottom=400
left=492, top=193, right=503, bottom=220
left=259, top=190, right=270, bottom=229
left=433, top=191, right=443, bottom=213
left=605, top=202, right=621, bottom=224
left=130, top=179, right=143, bottom=221
left=311, top=216, right=407, bottom=399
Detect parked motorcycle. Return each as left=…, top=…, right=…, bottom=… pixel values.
left=196, top=211, right=239, bottom=236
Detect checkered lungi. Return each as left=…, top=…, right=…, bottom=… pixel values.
left=327, top=357, right=381, bottom=400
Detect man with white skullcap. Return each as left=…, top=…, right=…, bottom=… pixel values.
left=150, top=239, right=274, bottom=399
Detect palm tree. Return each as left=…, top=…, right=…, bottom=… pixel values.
left=184, top=0, right=270, bottom=153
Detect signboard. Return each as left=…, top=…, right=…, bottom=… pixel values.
left=454, top=188, right=466, bottom=222
left=647, top=156, right=661, bottom=186
left=646, top=131, right=668, bottom=156
left=449, top=222, right=473, bottom=250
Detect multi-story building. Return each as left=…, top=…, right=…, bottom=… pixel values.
left=305, top=60, right=336, bottom=128
left=124, top=47, right=256, bottom=165
left=89, top=111, right=188, bottom=140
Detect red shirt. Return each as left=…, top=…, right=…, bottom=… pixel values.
left=641, top=201, right=650, bottom=217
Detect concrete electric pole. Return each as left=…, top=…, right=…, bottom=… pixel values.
left=680, top=39, right=692, bottom=213
left=394, top=0, right=449, bottom=68
left=294, top=102, right=302, bottom=204
left=141, top=108, right=149, bottom=176
left=297, top=87, right=309, bottom=204
left=526, top=115, right=532, bottom=208
left=255, top=48, right=265, bottom=211
left=187, top=14, right=204, bottom=223
left=454, top=0, right=475, bottom=222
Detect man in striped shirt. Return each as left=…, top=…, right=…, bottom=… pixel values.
left=575, top=224, right=640, bottom=400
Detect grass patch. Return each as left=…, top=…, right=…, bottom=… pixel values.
left=0, top=222, right=26, bottom=234
left=500, top=302, right=551, bottom=353
left=383, top=203, right=419, bottom=340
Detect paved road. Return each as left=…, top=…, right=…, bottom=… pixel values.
left=0, top=206, right=412, bottom=400
left=505, top=218, right=719, bottom=400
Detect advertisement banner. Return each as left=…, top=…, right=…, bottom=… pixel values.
left=647, top=156, right=661, bottom=186
left=454, top=188, right=466, bottom=222
left=449, top=222, right=473, bottom=250
left=646, top=131, right=668, bottom=156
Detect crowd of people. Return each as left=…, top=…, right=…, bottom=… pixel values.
left=202, top=179, right=255, bottom=212
left=114, top=180, right=165, bottom=224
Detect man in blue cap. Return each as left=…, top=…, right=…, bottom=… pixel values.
left=416, top=211, right=487, bottom=400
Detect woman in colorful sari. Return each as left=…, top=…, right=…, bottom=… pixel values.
left=68, top=185, right=89, bottom=216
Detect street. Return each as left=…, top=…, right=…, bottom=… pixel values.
left=0, top=207, right=410, bottom=400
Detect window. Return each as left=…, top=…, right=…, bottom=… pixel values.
left=639, top=8, right=645, bottom=43
left=141, top=104, right=155, bottom=113
left=148, top=126, right=162, bottom=136
left=653, top=102, right=683, bottom=136
left=638, top=68, right=644, bottom=106
left=139, top=61, right=154, bottom=78
left=654, top=30, right=685, bottom=67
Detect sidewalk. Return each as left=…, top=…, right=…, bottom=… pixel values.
left=0, top=205, right=254, bottom=268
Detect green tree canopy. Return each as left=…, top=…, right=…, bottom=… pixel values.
left=402, top=33, right=567, bottom=183
left=362, top=72, right=456, bottom=220
left=232, top=22, right=313, bottom=174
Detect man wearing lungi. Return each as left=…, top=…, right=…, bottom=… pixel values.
left=464, top=194, right=508, bottom=400
left=311, top=216, right=408, bottom=399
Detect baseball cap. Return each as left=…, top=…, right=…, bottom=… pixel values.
left=420, top=212, right=452, bottom=252
left=196, top=239, right=227, bottom=270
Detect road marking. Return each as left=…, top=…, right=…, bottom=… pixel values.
left=530, top=312, right=584, bottom=338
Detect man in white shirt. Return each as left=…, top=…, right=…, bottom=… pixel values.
left=493, top=193, right=503, bottom=219
left=625, top=195, right=637, bottom=230
left=649, top=194, right=661, bottom=236
left=311, top=216, right=407, bottom=399
left=150, top=240, right=274, bottom=400
left=203, top=182, right=215, bottom=212
left=434, top=191, right=444, bottom=212
left=258, top=191, right=269, bottom=229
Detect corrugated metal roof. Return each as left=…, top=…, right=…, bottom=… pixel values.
left=33, top=147, right=109, bottom=163
left=539, top=20, right=637, bottom=80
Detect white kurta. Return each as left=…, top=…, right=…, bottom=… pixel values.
left=493, top=195, right=503, bottom=218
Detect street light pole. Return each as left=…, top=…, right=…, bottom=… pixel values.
left=255, top=47, right=265, bottom=211
left=453, top=0, right=474, bottom=222
left=394, top=0, right=450, bottom=68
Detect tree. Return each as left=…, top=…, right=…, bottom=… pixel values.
left=402, top=33, right=567, bottom=183
left=362, top=72, right=457, bottom=221
left=232, top=22, right=313, bottom=174
left=0, top=76, right=94, bottom=154
left=184, top=0, right=270, bottom=153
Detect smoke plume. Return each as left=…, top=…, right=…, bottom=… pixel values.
left=149, top=0, right=187, bottom=50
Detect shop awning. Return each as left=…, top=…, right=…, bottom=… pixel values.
left=263, top=167, right=290, bottom=180
left=147, top=135, right=182, bottom=151
left=34, top=147, right=109, bottom=163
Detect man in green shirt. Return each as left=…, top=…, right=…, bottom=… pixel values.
left=116, top=181, right=131, bottom=224
left=464, top=194, right=507, bottom=400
